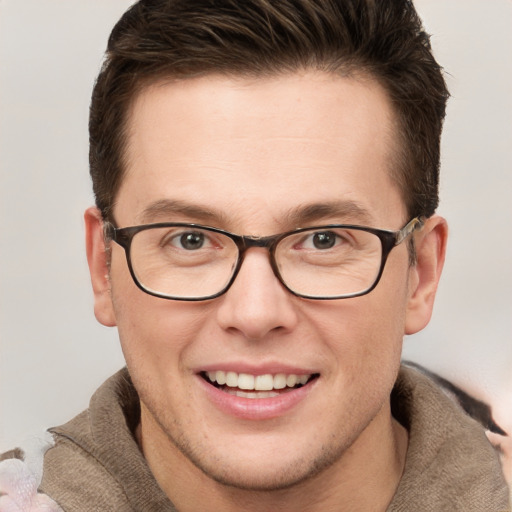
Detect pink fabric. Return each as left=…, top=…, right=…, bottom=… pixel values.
left=0, top=449, right=62, bottom=512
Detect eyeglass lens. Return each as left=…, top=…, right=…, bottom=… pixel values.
left=127, top=225, right=383, bottom=299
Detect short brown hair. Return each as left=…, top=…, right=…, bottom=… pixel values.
left=89, top=0, right=449, bottom=221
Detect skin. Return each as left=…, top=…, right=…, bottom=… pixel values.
left=85, top=71, right=447, bottom=511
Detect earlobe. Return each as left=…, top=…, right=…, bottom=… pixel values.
left=84, top=206, right=117, bottom=327
left=405, top=215, right=448, bottom=335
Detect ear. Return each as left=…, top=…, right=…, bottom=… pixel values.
left=84, top=206, right=117, bottom=327
left=405, top=215, right=448, bottom=335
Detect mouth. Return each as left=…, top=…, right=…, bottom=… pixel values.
left=201, top=370, right=319, bottom=399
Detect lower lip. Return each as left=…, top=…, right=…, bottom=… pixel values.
left=197, top=376, right=317, bottom=420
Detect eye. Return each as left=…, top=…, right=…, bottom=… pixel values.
left=311, top=231, right=337, bottom=249
left=301, top=230, right=343, bottom=250
left=168, top=231, right=208, bottom=250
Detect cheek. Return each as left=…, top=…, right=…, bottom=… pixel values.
left=112, top=294, right=212, bottom=425
left=114, top=298, right=201, bottom=365
left=352, top=281, right=408, bottom=388
left=109, top=257, right=206, bottom=373
left=309, top=289, right=407, bottom=356
left=303, top=267, right=409, bottom=384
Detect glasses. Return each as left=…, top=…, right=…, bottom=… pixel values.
left=104, top=217, right=423, bottom=301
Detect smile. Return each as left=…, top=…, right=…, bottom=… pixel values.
left=203, top=371, right=317, bottom=399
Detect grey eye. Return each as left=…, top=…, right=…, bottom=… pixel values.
left=178, top=232, right=205, bottom=250
left=311, top=231, right=337, bottom=250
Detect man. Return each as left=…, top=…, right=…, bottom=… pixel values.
left=1, top=0, right=509, bottom=510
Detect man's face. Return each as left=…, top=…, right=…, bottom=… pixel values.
left=95, top=72, right=420, bottom=489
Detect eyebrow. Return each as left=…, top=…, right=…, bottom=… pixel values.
left=136, top=199, right=229, bottom=225
left=136, top=198, right=373, bottom=229
left=284, top=200, right=374, bottom=227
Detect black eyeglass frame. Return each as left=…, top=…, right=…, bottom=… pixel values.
left=104, top=217, right=424, bottom=301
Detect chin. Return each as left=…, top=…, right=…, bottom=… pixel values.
left=176, top=432, right=350, bottom=492
left=198, top=459, right=323, bottom=492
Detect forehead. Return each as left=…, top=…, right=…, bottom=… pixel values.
left=118, top=71, right=405, bottom=230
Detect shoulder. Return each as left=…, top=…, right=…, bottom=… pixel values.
left=0, top=369, right=139, bottom=511
left=39, top=425, right=133, bottom=511
left=38, top=371, right=139, bottom=511
left=389, top=364, right=511, bottom=511
left=1, top=428, right=133, bottom=512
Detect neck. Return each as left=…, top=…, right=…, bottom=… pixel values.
left=137, top=403, right=408, bottom=512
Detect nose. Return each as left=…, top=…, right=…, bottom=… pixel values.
left=216, top=248, right=299, bottom=340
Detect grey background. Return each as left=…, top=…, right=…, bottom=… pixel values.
left=1, top=0, right=511, bottom=451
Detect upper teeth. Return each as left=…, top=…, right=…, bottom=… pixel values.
left=206, top=371, right=310, bottom=391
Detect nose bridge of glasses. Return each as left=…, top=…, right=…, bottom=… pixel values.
left=238, top=233, right=278, bottom=251
left=234, top=234, right=282, bottom=282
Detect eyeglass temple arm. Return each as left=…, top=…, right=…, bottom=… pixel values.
left=395, top=217, right=425, bottom=245
left=103, top=221, right=116, bottom=240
